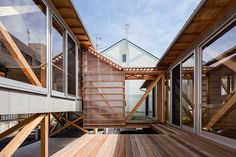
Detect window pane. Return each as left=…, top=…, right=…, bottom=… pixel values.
left=122, top=54, right=126, bottom=62
left=166, top=73, right=170, bottom=121
left=172, top=64, right=180, bottom=126
left=78, top=48, right=82, bottom=97
left=52, top=18, right=64, bottom=92
left=181, top=54, right=194, bottom=127
left=0, top=0, right=47, bottom=87
left=202, top=22, right=236, bottom=140
left=67, top=35, right=76, bottom=96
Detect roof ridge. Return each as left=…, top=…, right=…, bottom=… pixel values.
left=101, top=38, right=159, bottom=60
left=87, top=48, right=123, bottom=70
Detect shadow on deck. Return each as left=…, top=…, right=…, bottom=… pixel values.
left=50, top=124, right=236, bottom=157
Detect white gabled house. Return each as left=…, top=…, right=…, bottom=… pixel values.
left=101, top=38, right=159, bottom=118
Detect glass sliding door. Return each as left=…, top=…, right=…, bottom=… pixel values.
left=172, top=64, right=181, bottom=126
left=201, top=22, right=236, bottom=140
left=181, top=54, right=194, bottom=128
left=67, top=35, right=76, bottom=96
left=52, top=17, right=64, bottom=93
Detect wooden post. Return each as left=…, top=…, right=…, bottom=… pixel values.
left=94, top=128, right=98, bottom=134
left=161, top=75, right=165, bottom=123
left=41, top=114, right=49, bottom=157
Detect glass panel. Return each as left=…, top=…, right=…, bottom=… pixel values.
left=181, top=54, right=194, bottom=127
left=166, top=73, right=171, bottom=121
left=202, top=22, right=236, bottom=140
left=78, top=48, right=82, bottom=97
left=0, top=0, right=47, bottom=87
left=52, top=17, right=64, bottom=92
left=172, top=64, right=180, bottom=126
left=67, top=35, right=76, bottom=96
left=152, top=87, right=156, bottom=118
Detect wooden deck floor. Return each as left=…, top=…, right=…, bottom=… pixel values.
left=51, top=124, right=236, bottom=157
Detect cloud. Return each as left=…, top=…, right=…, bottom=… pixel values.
left=73, top=0, right=200, bottom=58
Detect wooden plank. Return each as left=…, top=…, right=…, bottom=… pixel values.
left=87, top=135, right=107, bottom=157
left=0, top=26, right=42, bottom=86
left=74, top=135, right=102, bottom=156
left=126, top=75, right=163, bottom=121
left=205, top=92, right=236, bottom=130
left=41, top=114, right=49, bottom=157
left=0, top=114, right=45, bottom=157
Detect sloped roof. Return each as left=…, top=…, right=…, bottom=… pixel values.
left=142, top=0, right=235, bottom=88
left=86, top=48, right=164, bottom=74
left=101, top=38, right=159, bottom=60
left=156, top=0, right=234, bottom=69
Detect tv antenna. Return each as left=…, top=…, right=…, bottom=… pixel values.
left=124, top=24, right=129, bottom=39
left=95, top=37, right=102, bottom=50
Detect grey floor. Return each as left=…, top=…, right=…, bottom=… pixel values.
left=13, top=138, right=77, bottom=157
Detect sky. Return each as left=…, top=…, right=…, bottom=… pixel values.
left=73, top=0, right=201, bottom=58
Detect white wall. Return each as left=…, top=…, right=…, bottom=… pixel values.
left=0, top=88, right=82, bottom=115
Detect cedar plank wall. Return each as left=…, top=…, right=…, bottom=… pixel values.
left=82, top=50, right=125, bottom=128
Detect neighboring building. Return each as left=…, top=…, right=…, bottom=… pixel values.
left=101, top=38, right=159, bottom=117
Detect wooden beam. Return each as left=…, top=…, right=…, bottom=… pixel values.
left=41, top=114, right=49, bottom=157
left=50, top=113, right=88, bottom=135
left=50, top=113, right=83, bottom=136
left=182, top=105, right=193, bottom=120
left=0, top=114, right=40, bottom=141
left=0, top=114, right=45, bottom=157
left=126, top=75, right=163, bottom=121
left=182, top=92, right=193, bottom=109
left=205, top=92, right=236, bottom=130
left=0, top=26, right=42, bottom=86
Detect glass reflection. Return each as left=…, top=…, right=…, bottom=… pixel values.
left=52, top=17, right=64, bottom=92
left=202, top=22, right=236, bottom=140
left=67, top=35, right=76, bottom=96
left=181, top=54, right=194, bottom=127
left=0, top=0, right=47, bottom=87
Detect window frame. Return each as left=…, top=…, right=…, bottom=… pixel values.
left=51, top=14, right=66, bottom=98
left=0, top=0, right=49, bottom=95
left=199, top=15, right=236, bottom=148
left=66, top=33, right=77, bottom=99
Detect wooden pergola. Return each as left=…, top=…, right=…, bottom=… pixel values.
left=82, top=48, right=165, bottom=128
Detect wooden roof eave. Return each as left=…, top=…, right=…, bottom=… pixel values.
left=156, top=0, right=234, bottom=68
left=51, top=0, right=95, bottom=49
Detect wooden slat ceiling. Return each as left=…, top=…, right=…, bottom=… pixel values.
left=51, top=0, right=94, bottom=49
left=157, top=0, right=234, bottom=68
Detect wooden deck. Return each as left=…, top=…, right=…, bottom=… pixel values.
left=51, top=124, right=236, bottom=157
